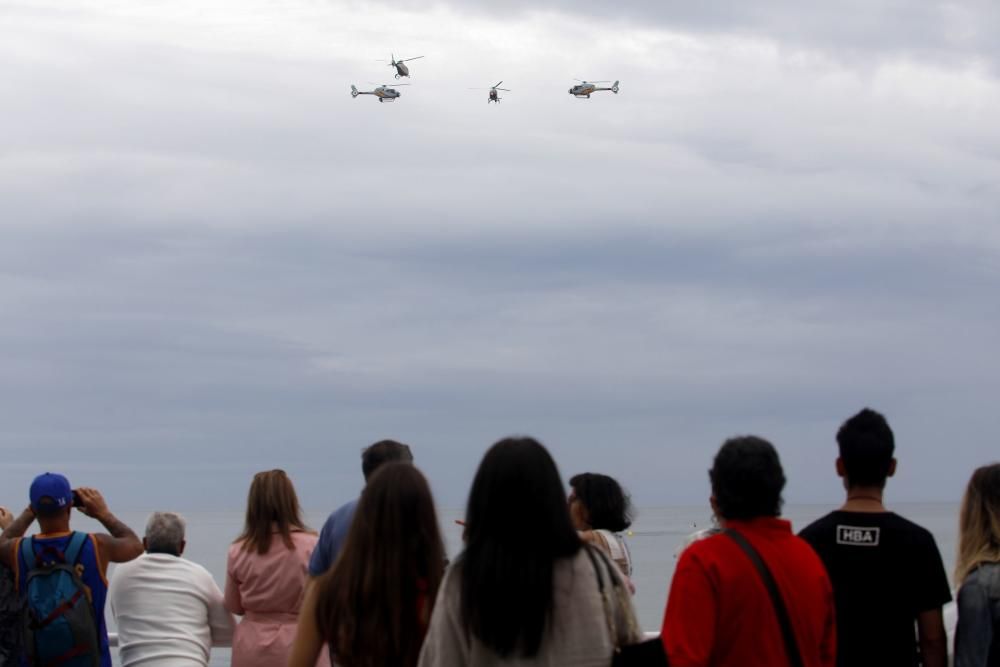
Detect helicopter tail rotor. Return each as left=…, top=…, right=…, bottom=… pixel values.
left=612, top=80, right=620, bottom=94
left=351, top=85, right=359, bottom=98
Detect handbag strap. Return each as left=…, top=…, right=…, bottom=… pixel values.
left=583, top=544, right=620, bottom=650
left=724, top=529, right=805, bottom=667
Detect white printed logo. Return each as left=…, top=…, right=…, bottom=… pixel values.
left=836, top=525, right=880, bottom=546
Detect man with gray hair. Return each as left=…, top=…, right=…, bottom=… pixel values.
left=109, top=512, right=234, bottom=667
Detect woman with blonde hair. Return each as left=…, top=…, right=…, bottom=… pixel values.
left=225, top=470, right=326, bottom=667
left=954, top=463, right=1000, bottom=667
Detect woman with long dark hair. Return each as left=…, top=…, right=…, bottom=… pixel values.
left=225, top=470, right=324, bottom=667
left=569, top=472, right=635, bottom=579
left=290, top=463, right=446, bottom=667
left=954, top=463, right=1000, bottom=667
left=418, top=437, right=640, bottom=666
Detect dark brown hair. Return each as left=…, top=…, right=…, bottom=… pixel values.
left=236, top=469, right=309, bottom=555
left=314, top=463, right=445, bottom=667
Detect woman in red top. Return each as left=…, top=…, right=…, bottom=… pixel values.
left=290, top=463, right=446, bottom=667
left=661, top=436, right=837, bottom=667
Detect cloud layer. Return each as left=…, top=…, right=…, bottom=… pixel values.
left=1, top=0, right=999, bottom=510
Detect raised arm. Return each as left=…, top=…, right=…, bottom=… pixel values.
left=75, top=488, right=142, bottom=571
left=0, top=507, right=36, bottom=569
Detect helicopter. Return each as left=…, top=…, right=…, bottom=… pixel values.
left=351, top=83, right=409, bottom=102
left=469, top=81, right=511, bottom=104
left=380, top=54, right=425, bottom=79
left=568, top=80, right=620, bottom=98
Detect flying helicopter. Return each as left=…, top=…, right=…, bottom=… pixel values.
left=568, top=80, right=620, bottom=98
left=469, top=81, right=510, bottom=104
left=351, top=83, right=409, bottom=102
left=380, top=54, right=425, bottom=79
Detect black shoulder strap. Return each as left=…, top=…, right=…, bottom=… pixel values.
left=724, top=529, right=804, bottom=667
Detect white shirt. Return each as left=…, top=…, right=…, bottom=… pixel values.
left=110, top=553, right=235, bottom=667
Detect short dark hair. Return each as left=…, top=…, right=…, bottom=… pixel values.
left=361, top=439, right=413, bottom=481
left=568, top=473, right=633, bottom=532
left=34, top=497, right=68, bottom=518
left=837, top=408, right=895, bottom=488
left=710, top=436, right=785, bottom=520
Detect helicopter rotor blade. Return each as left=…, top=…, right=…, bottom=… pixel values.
left=494, top=80, right=503, bottom=88
left=399, top=56, right=425, bottom=62
left=497, top=88, right=511, bottom=92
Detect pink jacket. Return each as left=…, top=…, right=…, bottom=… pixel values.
left=225, top=531, right=329, bottom=667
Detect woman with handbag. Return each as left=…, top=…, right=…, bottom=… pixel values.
left=417, top=437, right=646, bottom=666
left=569, top=472, right=635, bottom=580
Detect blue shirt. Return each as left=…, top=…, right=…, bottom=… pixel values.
left=308, top=498, right=359, bottom=577
left=16, top=532, right=112, bottom=667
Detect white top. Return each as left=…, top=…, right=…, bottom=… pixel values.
left=418, top=549, right=640, bottom=667
left=594, top=529, right=632, bottom=577
left=110, top=553, right=235, bottom=667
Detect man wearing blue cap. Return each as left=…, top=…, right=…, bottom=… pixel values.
left=0, top=473, right=143, bottom=667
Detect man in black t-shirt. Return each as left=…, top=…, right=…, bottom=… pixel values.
left=799, top=408, right=951, bottom=667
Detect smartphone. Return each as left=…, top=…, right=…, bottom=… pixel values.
left=72, top=490, right=84, bottom=508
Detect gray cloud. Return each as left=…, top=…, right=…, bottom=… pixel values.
left=368, top=0, right=1000, bottom=69
left=1, top=0, right=999, bottom=511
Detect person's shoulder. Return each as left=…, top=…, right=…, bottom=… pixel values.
left=176, top=556, right=213, bottom=577
left=961, top=562, right=1000, bottom=591
left=293, top=530, right=320, bottom=548
left=109, top=553, right=144, bottom=577
left=435, top=561, right=463, bottom=609
left=798, top=511, right=839, bottom=540
left=677, top=530, right=728, bottom=565
left=334, top=498, right=359, bottom=519
left=321, top=498, right=359, bottom=529
left=226, top=540, right=246, bottom=562
left=882, top=512, right=938, bottom=544
left=787, top=533, right=832, bottom=569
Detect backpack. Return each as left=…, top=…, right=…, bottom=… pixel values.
left=20, top=532, right=100, bottom=667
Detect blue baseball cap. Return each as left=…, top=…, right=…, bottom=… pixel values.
left=30, top=473, right=73, bottom=514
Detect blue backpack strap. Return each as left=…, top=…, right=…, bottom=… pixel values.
left=63, top=532, right=88, bottom=565
left=20, top=536, right=35, bottom=569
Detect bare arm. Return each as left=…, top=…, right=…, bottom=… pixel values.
left=917, top=608, right=948, bottom=667
left=75, top=488, right=142, bottom=571
left=0, top=507, right=35, bottom=569
left=289, top=584, right=324, bottom=667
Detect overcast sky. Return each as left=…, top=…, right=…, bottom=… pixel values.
left=2, top=0, right=999, bottom=512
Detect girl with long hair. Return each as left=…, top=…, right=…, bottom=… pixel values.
left=418, top=437, right=640, bottom=666
left=290, top=462, right=445, bottom=667
left=225, top=470, right=324, bottom=667
left=954, top=463, right=1000, bottom=667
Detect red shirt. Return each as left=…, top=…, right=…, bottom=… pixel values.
left=661, top=517, right=836, bottom=667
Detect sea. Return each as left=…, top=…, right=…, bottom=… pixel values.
left=75, top=502, right=960, bottom=667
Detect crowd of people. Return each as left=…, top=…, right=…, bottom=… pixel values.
left=1, top=407, right=998, bottom=667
